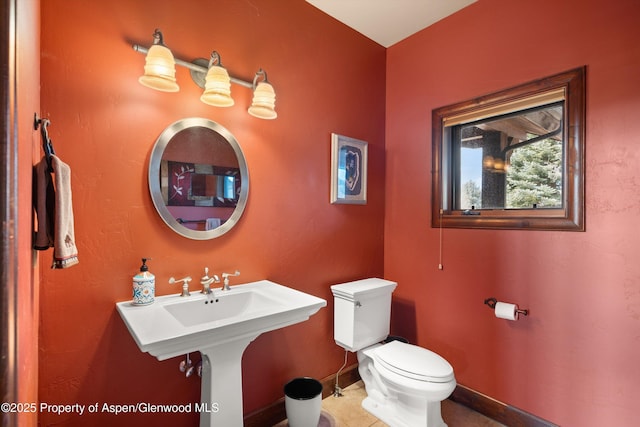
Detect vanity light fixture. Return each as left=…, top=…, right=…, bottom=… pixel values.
left=200, top=51, right=234, bottom=107
left=138, top=29, right=179, bottom=92
left=133, top=29, right=277, bottom=119
left=248, top=69, right=277, bottom=119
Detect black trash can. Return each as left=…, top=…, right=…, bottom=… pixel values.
left=284, top=377, right=323, bottom=427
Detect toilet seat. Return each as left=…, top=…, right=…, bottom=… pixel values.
left=372, top=341, right=454, bottom=383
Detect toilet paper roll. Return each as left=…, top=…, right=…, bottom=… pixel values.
left=494, top=302, right=518, bottom=321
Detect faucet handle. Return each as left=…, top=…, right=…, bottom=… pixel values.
left=221, top=270, right=240, bottom=290
left=169, top=276, right=192, bottom=297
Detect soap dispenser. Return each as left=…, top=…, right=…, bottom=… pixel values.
left=132, top=258, right=155, bottom=305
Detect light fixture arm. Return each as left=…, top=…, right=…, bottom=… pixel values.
left=152, top=28, right=165, bottom=46
left=208, top=51, right=222, bottom=68
left=252, top=68, right=269, bottom=89
left=132, top=44, right=253, bottom=89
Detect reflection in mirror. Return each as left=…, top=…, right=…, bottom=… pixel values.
left=149, top=118, right=249, bottom=240
left=432, top=67, right=585, bottom=231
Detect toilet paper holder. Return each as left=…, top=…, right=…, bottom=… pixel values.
left=484, top=297, right=528, bottom=316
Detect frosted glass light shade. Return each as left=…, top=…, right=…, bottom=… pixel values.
left=138, top=44, right=179, bottom=92
left=200, top=65, right=234, bottom=107
left=248, top=82, right=277, bottom=119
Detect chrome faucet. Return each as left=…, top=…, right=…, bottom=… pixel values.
left=221, top=270, right=240, bottom=291
left=200, top=267, right=220, bottom=295
left=169, top=276, right=192, bottom=297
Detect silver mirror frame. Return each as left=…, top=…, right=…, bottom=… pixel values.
left=148, top=117, right=249, bottom=240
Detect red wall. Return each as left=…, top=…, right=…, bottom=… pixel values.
left=385, top=0, right=640, bottom=425
left=39, top=1, right=385, bottom=425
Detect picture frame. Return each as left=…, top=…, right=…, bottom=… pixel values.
left=330, top=133, right=368, bottom=204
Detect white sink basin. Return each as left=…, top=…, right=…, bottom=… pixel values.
left=163, top=287, right=285, bottom=327
left=116, top=279, right=326, bottom=361
left=116, top=279, right=326, bottom=427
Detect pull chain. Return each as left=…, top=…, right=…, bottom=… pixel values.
left=438, top=208, right=444, bottom=270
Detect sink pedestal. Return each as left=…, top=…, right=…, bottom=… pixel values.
left=199, top=335, right=258, bottom=427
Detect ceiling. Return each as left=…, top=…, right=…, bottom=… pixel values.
left=305, top=0, right=477, bottom=47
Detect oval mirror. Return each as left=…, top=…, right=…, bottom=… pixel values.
left=148, top=118, right=249, bottom=240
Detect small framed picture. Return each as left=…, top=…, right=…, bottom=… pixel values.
left=330, top=133, right=368, bottom=204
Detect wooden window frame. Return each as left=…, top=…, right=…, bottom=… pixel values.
left=431, top=67, right=586, bottom=231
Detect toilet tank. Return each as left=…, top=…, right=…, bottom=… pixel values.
left=331, top=278, right=397, bottom=352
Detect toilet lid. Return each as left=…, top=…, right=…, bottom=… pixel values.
left=374, top=341, right=454, bottom=383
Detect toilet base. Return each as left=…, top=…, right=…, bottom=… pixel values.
left=357, top=344, right=453, bottom=427
left=361, top=395, right=447, bottom=427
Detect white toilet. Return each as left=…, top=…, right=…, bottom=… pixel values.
left=331, top=278, right=456, bottom=427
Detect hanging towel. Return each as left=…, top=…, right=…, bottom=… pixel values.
left=33, top=158, right=55, bottom=250
left=33, top=155, right=79, bottom=269
left=51, top=155, right=79, bottom=268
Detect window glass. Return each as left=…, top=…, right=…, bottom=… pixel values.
left=453, top=102, right=563, bottom=210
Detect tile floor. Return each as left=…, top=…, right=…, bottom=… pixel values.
left=274, top=381, right=506, bottom=427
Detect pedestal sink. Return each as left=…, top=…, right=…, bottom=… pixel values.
left=116, top=280, right=326, bottom=427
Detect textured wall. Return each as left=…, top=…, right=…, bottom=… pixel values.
left=385, top=0, right=640, bottom=425
left=39, top=1, right=385, bottom=425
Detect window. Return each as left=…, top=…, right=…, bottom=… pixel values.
left=432, top=67, right=585, bottom=231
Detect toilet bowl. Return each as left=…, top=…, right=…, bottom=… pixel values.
left=357, top=341, right=455, bottom=427
left=331, top=278, right=456, bottom=427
